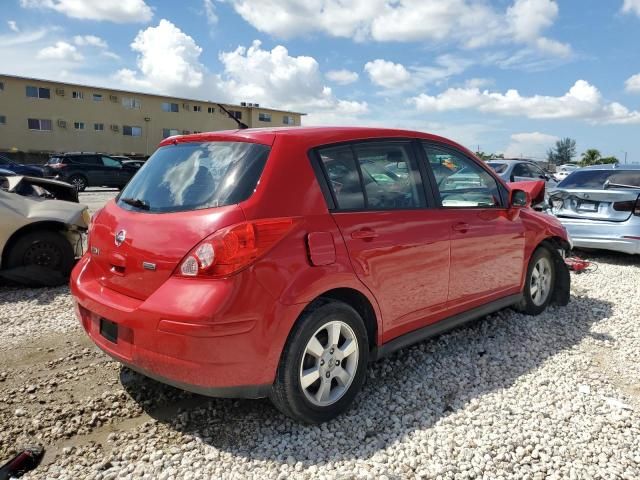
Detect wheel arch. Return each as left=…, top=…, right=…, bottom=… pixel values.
left=537, top=235, right=571, bottom=307
left=1, top=221, right=69, bottom=268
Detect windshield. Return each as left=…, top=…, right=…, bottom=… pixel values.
left=487, top=162, right=508, bottom=174
left=558, top=169, right=640, bottom=189
left=117, top=141, right=270, bottom=213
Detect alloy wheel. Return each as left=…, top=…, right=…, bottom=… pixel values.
left=299, top=320, right=359, bottom=407
left=530, top=256, right=552, bottom=306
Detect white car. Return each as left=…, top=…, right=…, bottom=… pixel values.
left=554, top=164, right=578, bottom=182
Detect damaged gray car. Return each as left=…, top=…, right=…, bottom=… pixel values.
left=0, top=175, right=89, bottom=286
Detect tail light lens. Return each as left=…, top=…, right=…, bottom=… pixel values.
left=48, top=163, right=67, bottom=169
left=176, top=218, right=297, bottom=278
left=613, top=198, right=640, bottom=215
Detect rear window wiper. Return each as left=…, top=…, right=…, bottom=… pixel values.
left=121, top=197, right=151, bottom=210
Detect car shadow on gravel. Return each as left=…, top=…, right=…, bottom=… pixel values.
left=120, top=293, right=614, bottom=465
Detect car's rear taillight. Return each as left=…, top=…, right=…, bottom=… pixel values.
left=48, top=163, right=67, bottom=169
left=176, top=218, right=297, bottom=278
left=613, top=198, right=640, bottom=216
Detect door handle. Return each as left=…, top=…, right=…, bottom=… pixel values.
left=351, top=228, right=379, bottom=240
left=452, top=222, right=469, bottom=233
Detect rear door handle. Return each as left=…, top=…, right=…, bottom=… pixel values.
left=452, top=222, right=469, bottom=233
left=351, top=228, right=379, bottom=240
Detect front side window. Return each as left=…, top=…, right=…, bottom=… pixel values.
left=162, top=102, right=179, bottom=112
left=123, top=125, right=142, bottom=137
left=117, top=141, right=270, bottom=213
left=512, top=163, right=534, bottom=178
left=423, top=144, right=502, bottom=208
left=102, top=156, right=121, bottom=168
left=259, top=112, right=272, bottom=122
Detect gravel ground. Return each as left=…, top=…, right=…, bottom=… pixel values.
left=0, top=206, right=638, bottom=479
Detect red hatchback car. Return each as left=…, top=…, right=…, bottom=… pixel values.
left=71, top=127, right=571, bottom=423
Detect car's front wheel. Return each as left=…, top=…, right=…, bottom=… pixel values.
left=517, top=246, right=556, bottom=315
left=270, top=300, right=369, bottom=423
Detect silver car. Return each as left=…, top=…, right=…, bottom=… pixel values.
left=487, top=159, right=558, bottom=188
left=548, top=165, right=640, bottom=255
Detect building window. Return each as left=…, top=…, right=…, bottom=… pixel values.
left=123, top=125, right=142, bottom=137
left=74, top=121, right=85, bottom=130
left=162, top=102, right=179, bottom=113
left=72, top=91, right=84, bottom=100
left=122, top=97, right=141, bottom=109
left=27, top=118, right=52, bottom=131
left=259, top=112, right=272, bottom=122
left=230, top=110, right=242, bottom=119
left=207, top=107, right=215, bottom=114
left=162, top=128, right=180, bottom=138
left=283, top=115, right=295, bottom=125
left=93, top=93, right=103, bottom=101
left=0, top=82, right=4, bottom=91
left=26, top=86, right=50, bottom=99
left=0, top=115, right=6, bottom=125
left=94, top=123, right=104, bottom=131
left=193, top=105, right=201, bottom=112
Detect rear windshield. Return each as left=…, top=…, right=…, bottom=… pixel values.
left=117, top=141, right=270, bottom=213
left=558, top=170, right=640, bottom=189
left=487, top=162, right=508, bottom=174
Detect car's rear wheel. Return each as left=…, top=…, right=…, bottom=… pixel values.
left=270, top=300, right=369, bottom=423
left=6, top=230, right=75, bottom=275
left=517, top=246, right=556, bottom=315
left=68, top=174, right=87, bottom=192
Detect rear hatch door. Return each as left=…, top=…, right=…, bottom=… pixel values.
left=88, top=139, right=271, bottom=300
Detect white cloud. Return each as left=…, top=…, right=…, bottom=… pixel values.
left=364, top=59, right=411, bottom=89
left=227, top=0, right=569, bottom=56
left=215, top=40, right=368, bottom=119
left=8, top=21, right=19, bottom=32
left=365, top=55, right=472, bottom=92
left=622, top=0, right=640, bottom=16
left=19, top=0, right=153, bottom=23
left=410, top=80, right=640, bottom=124
left=115, top=20, right=204, bottom=91
left=503, top=132, right=559, bottom=158
left=73, top=35, right=107, bottom=48
left=203, top=0, right=218, bottom=25
left=36, top=41, right=83, bottom=61
left=326, top=69, right=359, bottom=85
left=625, top=73, right=640, bottom=92
left=464, top=77, right=493, bottom=88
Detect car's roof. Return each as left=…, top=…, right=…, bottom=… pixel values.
left=157, top=126, right=476, bottom=157
left=579, top=164, right=640, bottom=170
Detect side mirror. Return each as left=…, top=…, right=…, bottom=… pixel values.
left=510, top=189, right=529, bottom=208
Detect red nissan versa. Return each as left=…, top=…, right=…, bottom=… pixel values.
left=71, top=127, right=571, bottom=423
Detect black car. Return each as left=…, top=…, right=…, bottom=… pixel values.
left=43, top=153, right=139, bottom=191
left=0, top=154, right=44, bottom=177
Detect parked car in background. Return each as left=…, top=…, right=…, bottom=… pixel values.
left=43, top=153, right=139, bottom=191
left=1, top=173, right=89, bottom=286
left=548, top=164, right=640, bottom=255
left=554, top=164, right=579, bottom=182
left=487, top=159, right=557, bottom=188
left=0, top=154, right=44, bottom=177
left=71, top=127, right=570, bottom=423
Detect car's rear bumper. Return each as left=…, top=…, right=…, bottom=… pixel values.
left=559, top=218, right=640, bottom=255
left=70, top=255, right=303, bottom=398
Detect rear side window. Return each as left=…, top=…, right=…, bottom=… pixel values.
left=488, top=162, right=508, bottom=174
left=117, top=141, right=270, bottom=213
left=79, top=155, right=100, bottom=165
left=317, top=141, right=424, bottom=210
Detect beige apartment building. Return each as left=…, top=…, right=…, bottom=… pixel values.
left=0, top=74, right=304, bottom=157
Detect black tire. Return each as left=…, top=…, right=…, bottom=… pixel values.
left=6, top=230, right=75, bottom=276
left=68, top=174, right=88, bottom=192
left=270, top=300, right=369, bottom=423
left=516, top=246, right=556, bottom=316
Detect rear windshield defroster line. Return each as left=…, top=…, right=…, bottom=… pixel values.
left=117, top=141, right=270, bottom=213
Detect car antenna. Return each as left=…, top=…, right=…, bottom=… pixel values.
left=216, top=103, right=249, bottom=130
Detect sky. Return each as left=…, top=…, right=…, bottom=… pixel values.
left=1, top=0, right=639, bottom=162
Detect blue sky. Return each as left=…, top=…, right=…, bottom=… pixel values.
left=1, top=0, right=640, bottom=162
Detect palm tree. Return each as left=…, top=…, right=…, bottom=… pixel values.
left=580, top=149, right=601, bottom=166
